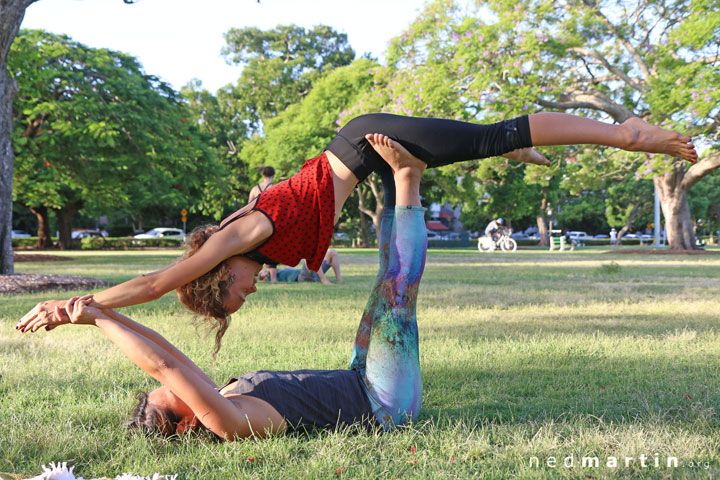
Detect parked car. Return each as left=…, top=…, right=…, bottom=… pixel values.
left=594, top=234, right=609, bottom=239
left=71, top=229, right=104, bottom=239
left=11, top=229, right=31, bottom=238
left=134, top=228, right=186, bottom=240
left=427, top=231, right=443, bottom=240
left=511, top=232, right=528, bottom=240
left=567, top=231, right=591, bottom=240
left=624, top=233, right=639, bottom=239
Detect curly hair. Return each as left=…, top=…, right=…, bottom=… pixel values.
left=128, top=391, right=181, bottom=436
left=175, top=225, right=232, bottom=358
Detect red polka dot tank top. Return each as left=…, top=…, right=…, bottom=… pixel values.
left=252, top=153, right=335, bottom=271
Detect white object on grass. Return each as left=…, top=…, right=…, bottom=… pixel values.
left=25, top=462, right=81, bottom=480
left=23, top=462, right=177, bottom=480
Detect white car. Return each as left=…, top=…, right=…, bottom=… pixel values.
left=11, top=229, right=31, bottom=238
left=567, top=231, right=591, bottom=240
left=134, top=228, right=186, bottom=240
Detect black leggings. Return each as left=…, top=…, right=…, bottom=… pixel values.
left=326, top=113, right=533, bottom=184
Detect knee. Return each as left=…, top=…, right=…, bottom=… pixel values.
left=341, top=113, right=387, bottom=135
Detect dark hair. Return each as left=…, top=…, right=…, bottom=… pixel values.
left=128, top=391, right=181, bottom=436
left=261, top=166, right=275, bottom=178
left=175, top=224, right=232, bottom=358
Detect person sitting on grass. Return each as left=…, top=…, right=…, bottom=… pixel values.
left=50, top=144, right=428, bottom=438
left=259, top=249, right=343, bottom=285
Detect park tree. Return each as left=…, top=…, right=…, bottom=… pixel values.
left=221, top=24, right=355, bottom=133
left=330, top=3, right=579, bottom=245
left=0, top=0, right=37, bottom=273
left=10, top=30, right=225, bottom=249
left=0, top=0, right=144, bottom=272
left=376, top=0, right=719, bottom=249
left=181, top=79, right=250, bottom=208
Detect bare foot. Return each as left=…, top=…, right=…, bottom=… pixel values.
left=502, top=147, right=551, bottom=167
left=622, top=118, right=698, bottom=163
left=365, top=133, right=426, bottom=175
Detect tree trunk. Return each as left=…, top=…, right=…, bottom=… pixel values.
left=0, top=65, right=15, bottom=273
left=615, top=202, right=642, bottom=246
left=357, top=176, right=384, bottom=242
left=656, top=181, right=695, bottom=250
left=30, top=205, right=52, bottom=249
left=654, top=164, right=697, bottom=250
left=53, top=202, right=81, bottom=250
left=0, top=1, right=36, bottom=273
left=358, top=211, right=370, bottom=248
left=536, top=194, right=549, bottom=247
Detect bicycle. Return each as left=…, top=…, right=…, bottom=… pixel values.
left=478, top=227, right=517, bottom=253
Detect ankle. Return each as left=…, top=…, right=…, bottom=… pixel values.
left=393, top=168, right=422, bottom=190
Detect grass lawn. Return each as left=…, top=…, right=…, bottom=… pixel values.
left=2, top=246, right=720, bottom=479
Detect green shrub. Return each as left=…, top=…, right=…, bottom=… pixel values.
left=80, top=237, right=184, bottom=250
left=11, top=237, right=40, bottom=248
left=80, top=237, right=107, bottom=250
left=428, top=239, right=469, bottom=248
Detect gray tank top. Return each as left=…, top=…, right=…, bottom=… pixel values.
left=219, top=369, right=374, bottom=431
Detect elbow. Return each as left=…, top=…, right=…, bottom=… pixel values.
left=147, top=355, right=180, bottom=381
left=143, top=278, right=166, bottom=302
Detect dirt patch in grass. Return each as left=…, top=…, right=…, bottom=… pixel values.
left=608, top=248, right=720, bottom=255
left=0, top=274, right=113, bottom=295
left=13, top=254, right=74, bottom=262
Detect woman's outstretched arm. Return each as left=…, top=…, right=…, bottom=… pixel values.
left=102, top=307, right=217, bottom=388
left=16, top=212, right=272, bottom=333
left=64, top=297, right=281, bottom=440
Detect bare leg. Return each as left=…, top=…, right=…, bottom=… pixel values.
left=364, top=133, right=424, bottom=207
left=528, top=113, right=697, bottom=163
left=324, top=249, right=343, bottom=283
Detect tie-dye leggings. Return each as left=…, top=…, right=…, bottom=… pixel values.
left=349, top=201, right=427, bottom=429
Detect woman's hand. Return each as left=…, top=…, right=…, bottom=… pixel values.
left=65, top=295, right=103, bottom=326
left=16, top=299, right=70, bottom=333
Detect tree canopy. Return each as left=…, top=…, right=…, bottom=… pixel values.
left=10, top=30, right=226, bottom=247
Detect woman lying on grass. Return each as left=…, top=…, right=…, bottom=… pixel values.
left=53, top=145, right=428, bottom=438
left=17, top=112, right=697, bottom=355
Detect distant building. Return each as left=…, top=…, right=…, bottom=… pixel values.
left=428, top=202, right=464, bottom=238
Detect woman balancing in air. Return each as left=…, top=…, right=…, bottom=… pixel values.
left=52, top=143, right=427, bottom=437
left=17, top=113, right=697, bottom=352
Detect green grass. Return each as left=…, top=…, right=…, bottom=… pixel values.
left=2, top=247, right=720, bottom=479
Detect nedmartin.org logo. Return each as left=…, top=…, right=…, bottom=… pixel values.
left=529, top=453, right=710, bottom=470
